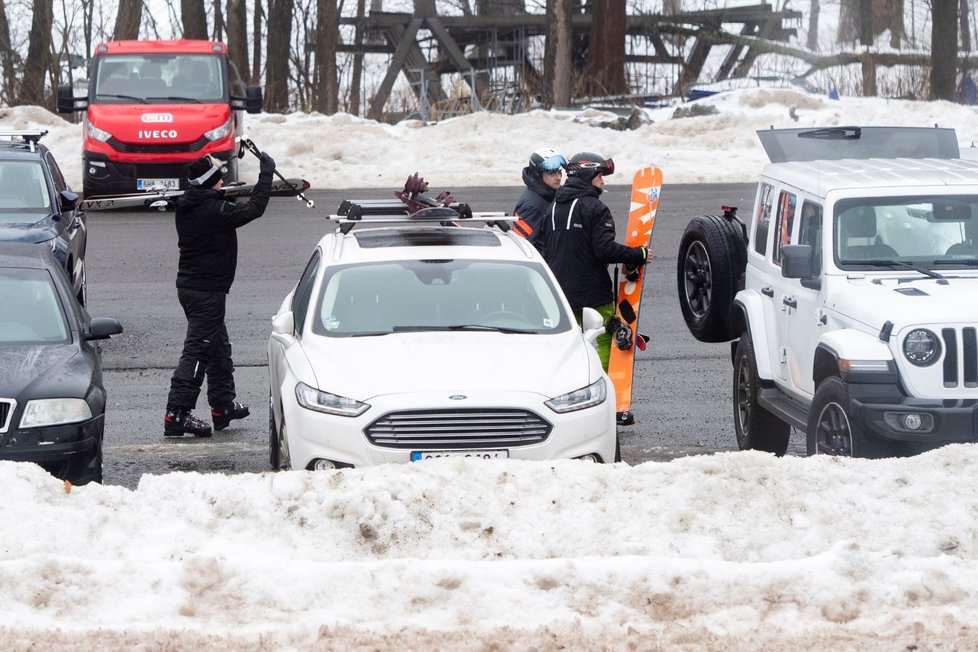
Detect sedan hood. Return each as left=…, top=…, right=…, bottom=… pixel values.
left=0, top=213, right=58, bottom=244
left=298, top=331, right=594, bottom=400
left=0, top=345, right=83, bottom=398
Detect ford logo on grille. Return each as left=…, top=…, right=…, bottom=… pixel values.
left=448, top=395, right=467, bottom=400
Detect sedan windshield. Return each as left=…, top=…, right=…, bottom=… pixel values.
left=313, top=259, right=570, bottom=336
left=0, top=162, right=50, bottom=211
left=835, top=195, right=978, bottom=270
left=0, top=268, right=68, bottom=343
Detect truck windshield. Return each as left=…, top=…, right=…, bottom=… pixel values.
left=93, top=54, right=226, bottom=104
left=834, top=196, right=978, bottom=270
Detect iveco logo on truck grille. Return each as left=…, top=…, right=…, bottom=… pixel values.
left=138, top=129, right=178, bottom=139
left=141, top=113, right=173, bottom=123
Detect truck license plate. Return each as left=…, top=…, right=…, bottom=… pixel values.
left=410, top=449, right=509, bottom=461
left=137, top=178, right=179, bottom=191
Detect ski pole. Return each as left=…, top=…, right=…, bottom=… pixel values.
left=237, top=135, right=315, bottom=208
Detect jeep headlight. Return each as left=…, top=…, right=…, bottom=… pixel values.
left=20, top=398, right=93, bottom=428
left=903, top=329, right=941, bottom=366
left=295, top=382, right=369, bottom=417
left=545, top=378, right=607, bottom=413
left=204, top=116, right=233, bottom=141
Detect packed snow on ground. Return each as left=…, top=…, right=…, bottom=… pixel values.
left=3, top=91, right=978, bottom=649
left=5, top=88, right=978, bottom=192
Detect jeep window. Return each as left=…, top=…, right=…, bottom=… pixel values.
left=773, top=190, right=797, bottom=265
left=835, top=196, right=978, bottom=269
left=799, top=202, right=823, bottom=276
left=753, top=183, right=775, bottom=256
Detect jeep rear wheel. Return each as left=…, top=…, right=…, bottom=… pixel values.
left=733, top=336, right=790, bottom=455
left=677, top=215, right=746, bottom=342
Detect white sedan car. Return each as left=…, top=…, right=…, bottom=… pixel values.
left=266, top=204, right=617, bottom=470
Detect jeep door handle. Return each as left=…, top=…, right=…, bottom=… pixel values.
left=761, top=287, right=774, bottom=297
left=783, top=296, right=797, bottom=309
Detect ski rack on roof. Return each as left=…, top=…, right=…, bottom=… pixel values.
left=328, top=198, right=515, bottom=235
left=0, top=130, right=48, bottom=152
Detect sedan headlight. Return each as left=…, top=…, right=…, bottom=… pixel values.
left=85, top=119, right=112, bottom=143
left=545, top=378, right=607, bottom=413
left=20, top=399, right=93, bottom=428
left=903, top=328, right=941, bottom=366
left=295, top=382, right=369, bottom=417
left=204, top=116, right=233, bottom=141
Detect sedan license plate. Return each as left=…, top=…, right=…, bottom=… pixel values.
left=137, top=178, right=179, bottom=191
left=410, top=449, right=509, bottom=461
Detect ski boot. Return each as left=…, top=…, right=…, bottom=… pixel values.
left=617, top=411, right=635, bottom=426
left=164, top=408, right=213, bottom=438
left=211, top=401, right=250, bottom=431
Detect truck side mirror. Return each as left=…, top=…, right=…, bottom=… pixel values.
left=781, top=245, right=819, bottom=289
left=56, top=83, right=88, bottom=113
left=232, top=85, right=263, bottom=114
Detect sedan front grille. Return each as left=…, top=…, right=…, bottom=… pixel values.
left=0, top=400, right=13, bottom=434
left=941, top=327, right=978, bottom=388
left=365, top=408, right=552, bottom=449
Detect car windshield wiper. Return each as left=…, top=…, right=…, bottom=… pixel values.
left=848, top=259, right=946, bottom=280
left=392, top=324, right=535, bottom=334
left=933, top=258, right=978, bottom=266
left=147, top=96, right=201, bottom=103
left=98, top=94, right=148, bottom=103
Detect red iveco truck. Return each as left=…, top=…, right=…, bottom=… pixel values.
left=57, top=40, right=262, bottom=198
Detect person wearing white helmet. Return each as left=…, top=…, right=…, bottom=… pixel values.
left=513, top=147, right=566, bottom=251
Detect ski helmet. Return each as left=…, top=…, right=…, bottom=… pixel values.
left=188, top=155, right=228, bottom=188
left=528, top=147, right=566, bottom=174
left=566, top=152, right=615, bottom=180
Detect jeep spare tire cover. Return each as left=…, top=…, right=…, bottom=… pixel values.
left=677, top=214, right=747, bottom=342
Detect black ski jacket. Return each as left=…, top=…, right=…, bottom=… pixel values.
left=542, top=175, right=645, bottom=313
left=174, top=169, right=273, bottom=293
left=514, top=165, right=557, bottom=252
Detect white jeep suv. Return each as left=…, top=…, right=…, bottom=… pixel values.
left=677, top=126, right=978, bottom=458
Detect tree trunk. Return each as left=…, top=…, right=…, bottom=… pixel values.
left=18, top=0, right=53, bottom=107
left=212, top=0, right=225, bottom=41
left=314, top=0, right=339, bottom=114
left=182, top=0, right=208, bottom=40
left=545, top=0, right=572, bottom=108
left=806, top=0, right=819, bottom=50
left=349, top=0, right=366, bottom=115
left=113, top=0, right=142, bottom=40
left=226, top=0, right=250, bottom=84
left=251, top=0, right=264, bottom=85
left=0, top=0, right=18, bottom=104
left=265, top=0, right=293, bottom=111
left=961, top=0, right=972, bottom=51
left=584, top=0, right=626, bottom=96
left=931, top=0, right=959, bottom=100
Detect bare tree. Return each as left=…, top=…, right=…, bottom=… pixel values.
left=212, top=0, right=224, bottom=41
left=265, top=0, right=293, bottom=111
left=113, top=0, right=142, bottom=40
left=314, top=0, right=339, bottom=113
left=19, top=0, right=53, bottom=107
left=584, top=0, right=626, bottom=96
left=349, top=0, right=366, bottom=115
left=838, top=0, right=904, bottom=47
left=182, top=0, right=208, bottom=39
left=251, top=0, right=264, bottom=85
left=0, top=0, right=18, bottom=104
left=931, top=0, right=959, bottom=100
left=544, top=0, right=572, bottom=108
left=226, top=0, right=249, bottom=83
left=807, top=0, right=820, bottom=50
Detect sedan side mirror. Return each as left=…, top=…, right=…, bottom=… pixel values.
left=581, top=307, right=605, bottom=346
left=271, top=311, right=295, bottom=335
left=85, top=317, right=124, bottom=340
left=60, top=190, right=80, bottom=212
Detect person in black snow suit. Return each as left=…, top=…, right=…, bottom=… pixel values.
left=542, top=151, right=647, bottom=373
left=163, top=152, right=276, bottom=437
left=513, top=147, right=566, bottom=251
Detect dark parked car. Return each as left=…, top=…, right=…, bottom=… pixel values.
left=0, top=243, right=122, bottom=484
left=0, top=130, right=88, bottom=304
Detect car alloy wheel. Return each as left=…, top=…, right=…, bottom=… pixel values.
left=683, top=240, right=712, bottom=320
left=811, top=399, right=853, bottom=456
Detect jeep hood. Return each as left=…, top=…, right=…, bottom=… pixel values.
left=87, top=103, right=231, bottom=144
left=297, top=330, right=594, bottom=400
left=832, top=275, right=978, bottom=329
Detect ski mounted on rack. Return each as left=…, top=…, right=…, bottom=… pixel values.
left=328, top=173, right=514, bottom=234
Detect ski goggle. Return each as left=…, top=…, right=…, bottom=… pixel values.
left=569, top=158, right=615, bottom=176
left=538, top=154, right=567, bottom=172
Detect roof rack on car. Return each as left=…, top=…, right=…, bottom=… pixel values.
left=328, top=200, right=515, bottom=235
left=0, top=130, right=48, bottom=152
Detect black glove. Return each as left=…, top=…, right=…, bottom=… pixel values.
left=624, top=246, right=648, bottom=281
left=259, top=152, right=276, bottom=174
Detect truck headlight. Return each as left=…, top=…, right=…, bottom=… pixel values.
left=903, top=329, right=941, bottom=366
left=204, top=116, right=233, bottom=141
left=295, top=382, right=369, bottom=417
left=85, top=120, right=112, bottom=143
left=20, top=399, right=93, bottom=428
left=545, top=378, right=607, bottom=413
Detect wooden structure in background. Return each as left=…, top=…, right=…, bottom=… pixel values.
left=338, top=4, right=802, bottom=120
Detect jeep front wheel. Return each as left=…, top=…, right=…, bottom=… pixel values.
left=677, top=214, right=746, bottom=342
left=733, top=336, right=790, bottom=455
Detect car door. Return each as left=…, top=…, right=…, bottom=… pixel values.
left=45, top=150, right=86, bottom=298
left=269, top=249, right=321, bottom=404
left=747, top=182, right=784, bottom=379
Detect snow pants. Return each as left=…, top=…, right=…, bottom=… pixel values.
left=166, top=288, right=236, bottom=410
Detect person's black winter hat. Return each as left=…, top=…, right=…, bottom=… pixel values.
left=187, top=155, right=227, bottom=188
